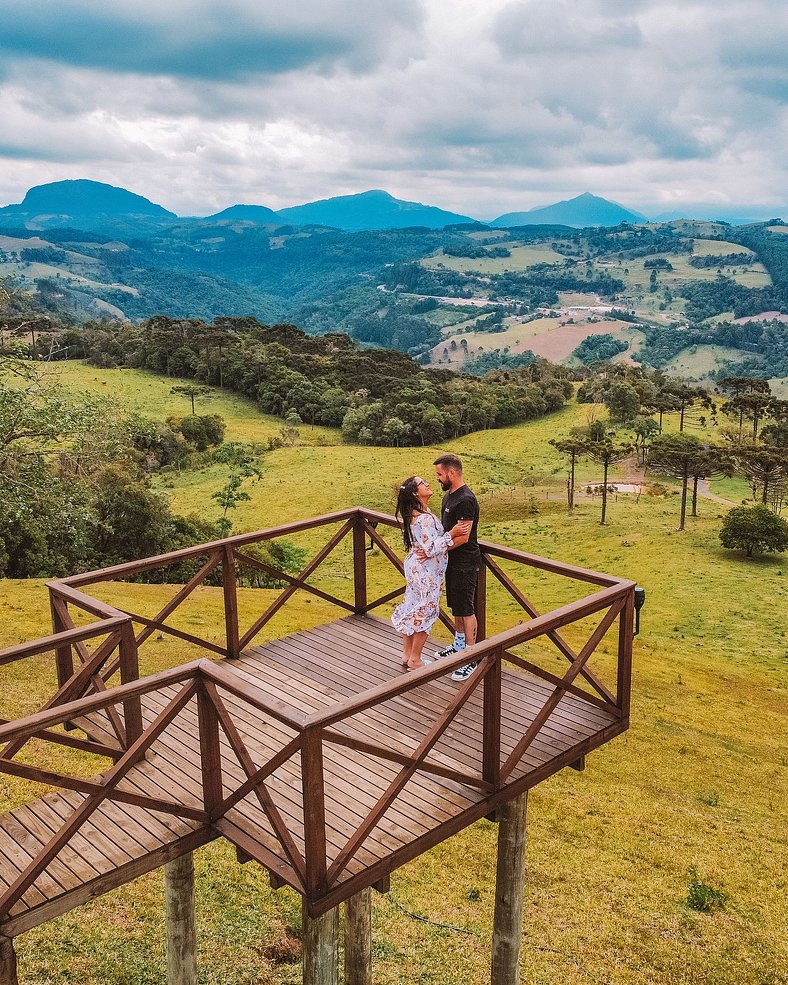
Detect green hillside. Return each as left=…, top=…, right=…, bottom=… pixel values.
left=1, top=381, right=785, bottom=983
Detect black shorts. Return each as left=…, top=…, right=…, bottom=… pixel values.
left=445, top=565, right=478, bottom=617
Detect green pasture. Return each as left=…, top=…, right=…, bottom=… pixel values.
left=50, top=362, right=341, bottom=447
left=422, top=244, right=566, bottom=275
left=1, top=478, right=786, bottom=984
left=661, top=345, right=764, bottom=382
left=691, top=239, right=757, bottom=257
left=590, top=254, right=771, bottom=291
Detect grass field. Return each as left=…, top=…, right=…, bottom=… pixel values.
left=422, top=244, right=566, bottom=275
left=661, top=345, right=764, bottom=381
left=50, top=362, right=341, bottom=447
left=2, top=364, right=787, bottom=984
left=2, top=495, right=786, bottom=985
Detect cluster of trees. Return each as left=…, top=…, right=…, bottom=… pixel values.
left=572, top=333, right=629, bottom=365
left=60, top=316, right=572, bottom=446
left=443, top=244, right=511, bottom=259
left=635, top=315, right=788, bottom=377
left=381, top=260, right=625, bottom=306
left=0, top=358, right=221, bottom=577
left=341, top=363, right=572, bottom=445
left=688, top=253, right=755, bottom=269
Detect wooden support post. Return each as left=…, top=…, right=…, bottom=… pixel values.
left=0, top=936, right=18, bottom=985
left=165, top=852, right=197, bottom=985
left=491, top=791, right=528, bottom=985
left=222, top=546, right=240, bottom=659
left=302, top=898, right=338, bottom=985
left=352, top=517, right=367, bottom=614
left=344, top=888, right=372, bottom=985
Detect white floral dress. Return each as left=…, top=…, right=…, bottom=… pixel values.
left=391, top=511, right=452, bottom=636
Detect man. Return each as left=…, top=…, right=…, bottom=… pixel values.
left=432, top=453, right=481, bottom=682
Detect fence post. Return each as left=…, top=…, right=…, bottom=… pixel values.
left=352, top=514, right=367, bottom=614
left=49, top=591, right=74, bottom=689
left=616, top=588, right=635, bottom=718
left=482, top=648, right=501, bottom=793
left=301, top=727, right=328, bottom=899
left=165, top=852, right=197, bottom=985
left=476, top=560, right=487, bottom=642
left=197, top=684, right=223, bottom=818
left=118, top=620, right=143, bottom=747
left=222, top=546, right=240, bottom=659
left=491, top=791, right=528, bottom=985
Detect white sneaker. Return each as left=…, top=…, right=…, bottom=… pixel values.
left=450, top=662, right=478, bottom=682
left=435, top=642, right=464, bottom=659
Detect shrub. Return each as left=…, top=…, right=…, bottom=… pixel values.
left=719, top=504, right=788, bottom=558
left=685, top=867, right=727, bottom=913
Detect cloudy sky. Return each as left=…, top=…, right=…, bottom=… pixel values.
left=0, top=0, right=786, bottom=219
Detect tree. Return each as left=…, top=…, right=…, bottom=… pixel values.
left=688, top=444, right=734, bottom=517
left=584, top=436, right=633, bottom=525
left=550, top=434, right=587, bottom=514
left=171, top=384, right=211, bottom=415
left=605, top=381, right=641, bottom=422
left=734, top=444, right=787, bottom=505
left=719, top=504, right=788, bottom=557
left=631, top=415, right=660, bottom=466
left=647, top=432, right=705, bottom=530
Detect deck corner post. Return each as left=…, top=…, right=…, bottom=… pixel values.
left=222, top=545, right=241, bottom=659
left=302, top=898, right=339, bottom=985
left=491, top=791, right=528, bottom=985
left=165, top=852, right=197, bottom=985
left=301, top=727, right=328, bottom=898
left=616, top=588, right=635, bottom=719
left=344, top=887, right=372, bottom=985
left=0, top=935, right=18, bottom=985
left=352, top=515, right=368, bottom=614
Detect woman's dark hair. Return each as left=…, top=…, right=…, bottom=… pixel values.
left=395, top=476, right=422, bottom=550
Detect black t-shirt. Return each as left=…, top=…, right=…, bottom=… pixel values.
left=441, top=484, right=481, bottom=568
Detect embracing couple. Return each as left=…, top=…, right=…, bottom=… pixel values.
left=391, top=454, right=481, bottom=681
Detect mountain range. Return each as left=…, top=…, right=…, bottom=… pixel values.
left=3, top=179, right=779, bottom=234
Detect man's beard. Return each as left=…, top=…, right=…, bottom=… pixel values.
left=439, top=480, right=451, bottom=491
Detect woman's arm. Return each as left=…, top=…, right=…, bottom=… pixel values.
left=412, top=513, right=454, bottom=558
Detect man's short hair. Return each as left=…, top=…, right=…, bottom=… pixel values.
left=433, top=453, right=463, bottom=473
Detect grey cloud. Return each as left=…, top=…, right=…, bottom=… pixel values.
left=493, top=0, right=643, bottom=57
left=0, top=0, right=425, bottom=81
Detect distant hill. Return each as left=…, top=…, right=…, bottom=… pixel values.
left=276, top=189, right=473, bottom=231
left=0, top=179, right=175, bottom=221
left=204, top=204, right=280, bottom=222
left=493, top=193, right=646, bottom=228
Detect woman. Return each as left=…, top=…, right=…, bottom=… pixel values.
left=391, top=476, right=471, bottom=670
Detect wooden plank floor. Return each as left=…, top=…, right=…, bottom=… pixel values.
left=0, top=614, right=624, bottom=933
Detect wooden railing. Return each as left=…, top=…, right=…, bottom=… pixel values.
left=0, top=507, right=635, bottom=914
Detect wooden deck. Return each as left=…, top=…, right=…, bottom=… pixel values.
left=0, top=614, right=623, bottom=934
